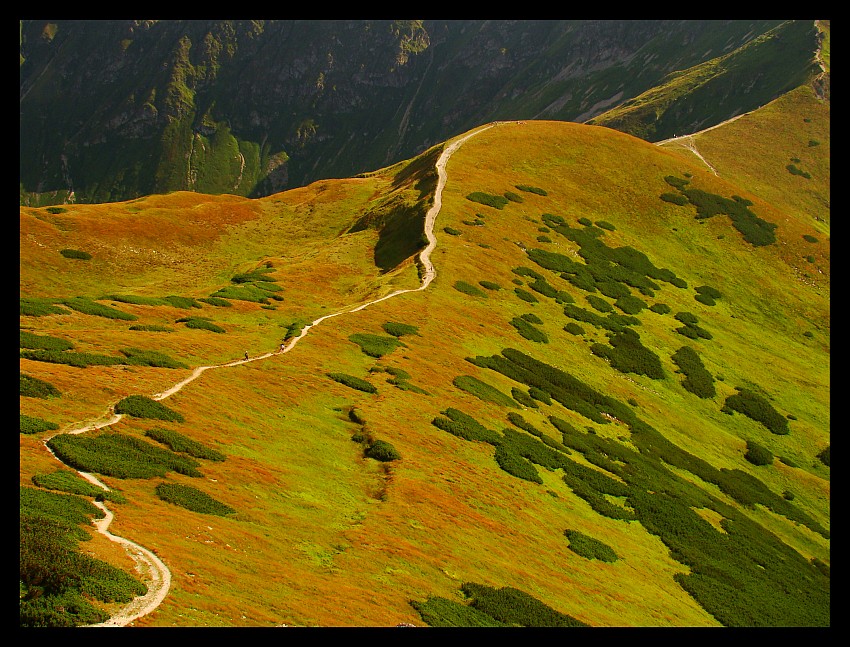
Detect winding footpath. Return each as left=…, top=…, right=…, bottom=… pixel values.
left=41, top=121, right=497, bottom=627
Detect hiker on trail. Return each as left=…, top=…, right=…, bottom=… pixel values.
left=244, top=351, right=249, bottom=361
left=280, top=342, right=285, bottom=353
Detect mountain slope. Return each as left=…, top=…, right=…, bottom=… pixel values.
left=20, top=116, right=829, bottom=626
left=20, top=19, right=795, bottom=205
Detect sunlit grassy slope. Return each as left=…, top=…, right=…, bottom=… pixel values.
left=20, top=113, right=829, bottom=626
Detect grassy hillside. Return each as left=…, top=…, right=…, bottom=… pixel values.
left=20, top=118, right=829, bottom=627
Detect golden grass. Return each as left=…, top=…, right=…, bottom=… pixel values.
left=21, top=117, right=828, bottom=627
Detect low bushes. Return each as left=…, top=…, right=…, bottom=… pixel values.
left=155, top=483, right=235, bottom=516
left=591, top=330, right=664, bottom=379
left=60, top=249, right=92, bottom=260
left=31, top=470, right=125, bottom=503
left=649, top=303, right=671, bottom=314
left=671, top=346, right=716, bottom=398
left=443, top=227, right=461, bottom=236
left=431, top=408, right=502, bottom=444
left=349, top=333, right=404, bottom=357
left=564, top=322, right=585, bottom=336
left=453, top=375, right=519, bottom=408
left=466, top=192, right=509, bottom=210
left=509, top=317, right=548, bottom=343
left=20, top=414, right=59, bottom=435
left=460, top=583, right=588, bottom=627
left=177, top=317, right=226, bottom=333
left=60, top=297, right=137, bottom=321
left=20, top=298, right=68, bottom=317
left=364, top=439, right=401, bottom=462
left=20, top=331, right=74, bottom=351
left=121, top=348, right=188, bottom=369
left=514, top=287, right=539, bottom=303
left=383, top=321, right=419, bottom=337
left=115, top=395, right=185, bottom=422
left=198, top=296, right=232, bottom=307
left=744, top=440, right=774, bottom=466
left=479, top=280, right=502, bottom=291
left=564, top=529, right=619, bottom=562
left=328, top=372, right=377, bottom=394
left=514, top=184, right=547, bottom=196
left=454, top=281, right=487, bottom=298
left=816, top=446, right=830, bottom=467
left=162, top=295, right=203, bottom=309
left=586, top=294, right=613, bottom=312
left=695, top=285, right=722, bottom=306
left=20, top=349, right=123, bottom=368
left=20, top=373, right=61, bottom=399
left=511, top=387, right=538, bottom=408
left=722, top=388, right=789, bottom=435
left=614, top=294, right=647, bottom=314
left=47, top=432, right=201, bottom=479
left=144, top=428, right=226, bottom=461
left=129, top=324, right=175, bottom=332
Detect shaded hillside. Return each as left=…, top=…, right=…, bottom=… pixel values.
left=20, top=120, right=828, bottom=627
left=20, top=19, right=788, bottom=205
left=587, top=20, right=822, bottom=141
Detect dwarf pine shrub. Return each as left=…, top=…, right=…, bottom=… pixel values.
left=466, top=192, right=509, bottom=210
left=514, top=184, right=547, bottom=196
left=155, top=483, right=235, bottom=516
left=479, top=280, right=501, bottom=291
left=365, top=439, right=401, bottom=462
left=20, top=330, right=74, bottom=351
left=453, top=375, right=519, bottom=408
left=115, top=395, right=185, bottom=422
left=509, top=317, right=548, bottom=343
left=722, top=388, right=789, bottom=435
left=145, top=428, right=226, bottom=461
left=383, top=321, right=419, bottom=337
left=59, top=249, right=92, bottom=260
left=328, top=372, right=377, bottom=394
left=454, top=281, right=487, bottom=298
left=514, top=287, right=539, bottom=303
left=178, top=317, right=226, bottom=333
left=61, top=297, right=137, bottom=320
left=564, top=529, right=619, bottom=562
left=511, top=387, right=538, bottom=408
left=744, top=440, right=774, bottom=466
left=349, top=333, right=404, bottom=357
left=20, top=414, right=59, bottom=435
left=443, top=227, right=461, bottom=236
left=20, top=373, right=61, bottom=398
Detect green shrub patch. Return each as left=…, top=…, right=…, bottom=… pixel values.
left=31, top=470, right=125, bottom=503
left=722, top=388, right=789, bottom=435
left=454, top=281, right=488, bottom=298
left=466, top=192, right=509, bottom=210
left=162, top=295, right=204, bottom=309
left=511, top=387, right=538, bottom=408
left=20, top=330, right=74, bottom=351
left=115, top=395, right=185, bottom=422
left=478, top=280, right=501, bottom=291
left=348, top=333, right=404, bottom=358
left=453, top=375, right=519, bottom=408
left=20, top=487, right=146, bottom=627
left=431, top=408, right=502, bottom=444
left=60, top=249, right=92, bottom=260
left=60, top=297, right=137, bottom=321
left=744, top=440, right=774, bottom=466
left=129, top=324, right=175, bottom=332
left=671, top=346, right=716, bottom=398
left=586, top=294, right=613, bottom=312
left=20, top=414, right=59, bottom=435
left=155, top=483, right=235, bottom=516
left=514, top=184, right=548, bottom=196
left=509, top=317, right=549, bottom=343
left=20, top=348, right=124, bottom=368
left=20, top=373, right=61, bottom=399
left=102, top=294, right=168, bottom=306
left=461, top=582, right=589, bottom=627
left=816, top=446, right=829, bottom=467
left=328, top=372, right=377, bottom=394
left=144, top=428, right=226, bottom=461
left=121, top=348, right=188, bottom=369
left=365, top=439, right=401, bottom=462
left=564, top=529, right=619, bottom=562
left=411, top=595, right=507, bottom=627
left=20, top=298, right=69, bottom=317
left=198, top=296, right=233, bottom=307
left=591, top=329, right=664, bottom=379
left=514, top=287, right=539, bottom=303
left=177, top=317, right=226, bottom=333
left=564, top=322, right=585, bottom=336
left=649, top=303, right=671, bottom=314
left=802, top=234, right=819, bottom=243
left=47, top=431, right=202, bottom=479
left=661, top=176, right=778, bottom=246
left=382, top=321, right=419, bottom=337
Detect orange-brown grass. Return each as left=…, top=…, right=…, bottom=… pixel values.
left=21, top=118, right=828, bottom=627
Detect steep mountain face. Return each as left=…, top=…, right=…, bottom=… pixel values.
left=20, top=19, right=795, bottom=205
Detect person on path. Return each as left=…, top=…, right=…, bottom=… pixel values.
left=279, top=343, right=285, bottom=353
left=244, top=351, right=249, bottom=361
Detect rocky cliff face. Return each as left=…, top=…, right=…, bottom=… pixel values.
left=20, top=19, right=791, bottom=204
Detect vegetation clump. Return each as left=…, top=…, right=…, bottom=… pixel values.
left=466, top=192, right=509, bottom=210
left=802, top=234, right=819, bottom=243
left=121, top=348, right=188, bottom=369
left=364, top=439, right=401, bottom=462
left=177, top=316, right=226, bottom=333
left=383, top=321, right=419, bottom=337
left=60, top=297, right=137, bottom=320
left=564, top=322, right=585, bottom=336
left=20, top=487, right=146, bottom=627
left=514, top=287, right=539, bottom=303
left=509, top=317, right=548, bottom=343
left=114, top=395, right=185, bottom=422
left=454, top=281, right=488, bottom=298
left=155, top=483, right=235, bottom=516
left=649, top=303, right=671, bottom=314
left=514, top=184, right=548, bottom=196
left=443, top=227, right=461, bottom=236
left=744, top=440, right=774, bottom=466
left=722, top=388, right=789, bottom=435
left=59, top=249, right=92, bottom=260
left=695, top=285, right=722, bottom=306
left=47, top=432, right=201, bottom=479
left=453, top=375, right=519, bottom=408
left=20, top=414, right=59, bottom=435
left=591, top=329, right=664, bottom=379
left=511, top=387, right=538, bottom=409
left=671, top=346, right=716, bottom=398
left=479, top=280, right=501, bottom=291
left=21, top=373, right=61, bottom=399
left=198, top=296, right=232, bottom=307
left=31, top=470, right=125, bottom=503
left=431, top=408, right=502, bottom=444
left=144, top=428, right=226, bottom=461
left=20, top=298, right=69, bottom=317
left=564, top=529, right=619, bottom=562
left=816, top=446, right=830, bottom=467
left=20, top=330, right=74, bottom=351
left=327, top=372, right=377, bottom=394
left=129, top=324, right=175, bottom=332
left=504, top=191, right=524, bottom=203
left=348, top=333, right=404, bottom=358
left=586, top=294, right=613, bottom=312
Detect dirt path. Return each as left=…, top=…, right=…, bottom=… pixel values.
left=42, top=121, right=497, bottom=627
left=655, top=113, right=749, bottom=175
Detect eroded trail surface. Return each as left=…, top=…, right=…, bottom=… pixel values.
left=42, top=122, right=496, bottom=627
